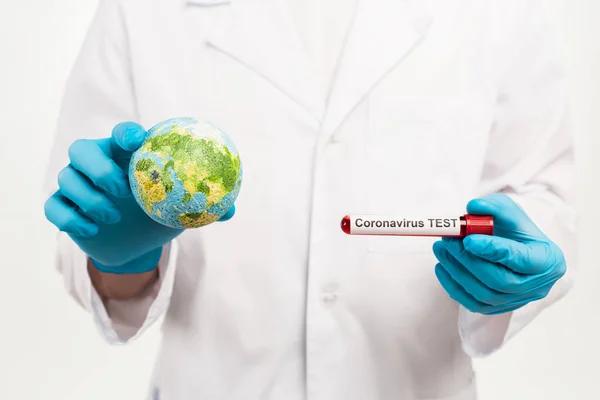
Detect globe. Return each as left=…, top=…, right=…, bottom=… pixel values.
left=128, top=117, right=242, bottom=229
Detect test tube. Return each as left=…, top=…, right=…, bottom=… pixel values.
left=340, top=215, right=494, bottom=237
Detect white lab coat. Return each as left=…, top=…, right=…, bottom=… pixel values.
left=43, top=0, right=578, bottom=399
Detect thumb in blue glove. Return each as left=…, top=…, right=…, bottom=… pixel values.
left=432, top=193, right=567, bottom=315
left=44, top=122, right=235, bottom=274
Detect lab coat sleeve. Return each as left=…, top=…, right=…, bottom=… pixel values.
left=42, top=0, right=178, bottom=344
left=458, top=0, right=578, bottom=357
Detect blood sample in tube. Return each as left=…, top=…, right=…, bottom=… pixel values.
left=340, top=214, right=494, bottom=237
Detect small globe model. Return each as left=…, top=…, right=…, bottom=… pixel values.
left=129, top=117, right=242, bottom=229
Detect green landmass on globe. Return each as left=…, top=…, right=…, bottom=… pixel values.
left=129, top=119, right=242, bottom=229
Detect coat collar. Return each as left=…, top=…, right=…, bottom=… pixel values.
left=185, top=0, right=433, bottom=135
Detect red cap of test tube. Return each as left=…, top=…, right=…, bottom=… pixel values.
left=463, top=215, right=494, bottom=236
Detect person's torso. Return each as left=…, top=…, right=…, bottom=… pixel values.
left=123, top=0, right=503, bottom=398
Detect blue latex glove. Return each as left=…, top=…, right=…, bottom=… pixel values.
left=432, top=193, right=566, bottom=315
left=44, top=122, right=235, bottom=274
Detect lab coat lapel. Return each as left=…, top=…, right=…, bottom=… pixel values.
left=186, top=0, right=325, bottom=122
left=321, top=0, right=434, bottom=138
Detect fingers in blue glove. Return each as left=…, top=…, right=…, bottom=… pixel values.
left=86, top=122, right=147, bottom=171
left=111, top=122, right=147, bottom=152
left=440, top=237, right=560, bottom=294
left=57, top=165, right=122, bottom=224
left=433, top=242, right=550, bottom=307
left=466, top=194, right=546, bottom=242
left=464, top=234, right=565, bottom=276
left=68, top=139, right=130, bottom=198
left=44, top=191, right=99, bottom=237
left=433, top=193, right=568, bottom=314
left=218, top=204, right=236, bottom=221
left=434, top=264, right=534, bottom=314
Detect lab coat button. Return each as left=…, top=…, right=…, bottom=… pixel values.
left=321, top=292, right=338, bottom=306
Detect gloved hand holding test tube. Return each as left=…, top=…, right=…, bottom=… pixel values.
left=341, top=194, right=568, bottom=315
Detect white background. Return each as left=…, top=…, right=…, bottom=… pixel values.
left=0, top=0, right=598, bottom=399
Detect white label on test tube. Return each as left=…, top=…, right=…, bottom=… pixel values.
left=345, top=215, right=462, bottom=236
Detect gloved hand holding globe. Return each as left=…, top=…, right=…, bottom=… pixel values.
left=44, top=117, right=242, bottom=274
